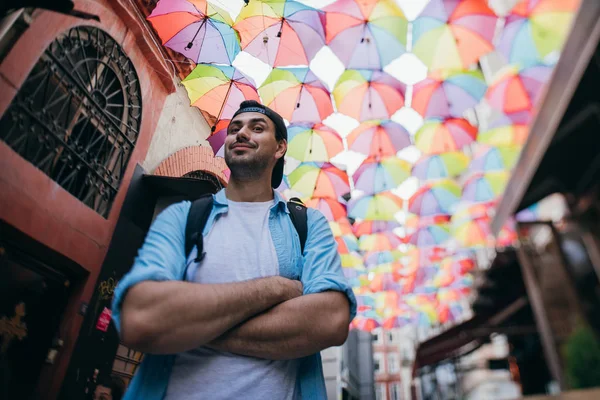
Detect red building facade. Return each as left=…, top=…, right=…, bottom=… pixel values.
left=0, top=1, right=196, bottom=398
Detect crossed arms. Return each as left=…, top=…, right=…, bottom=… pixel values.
left=120, top=277, right=350, bottom=359
left=116, top=203, right=353, bottom=359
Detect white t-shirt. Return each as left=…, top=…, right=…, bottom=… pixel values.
left=164, top=199, right=298, bottom=400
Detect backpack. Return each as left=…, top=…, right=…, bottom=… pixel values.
left=184, top=194, right=308, bottom=263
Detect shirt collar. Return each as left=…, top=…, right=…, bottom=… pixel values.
left=214, top=188, right=289, bottom=213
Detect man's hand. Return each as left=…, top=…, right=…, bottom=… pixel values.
left=208, top=291, right=350, bottom=360
left=282, top=279, right=303, bottom=300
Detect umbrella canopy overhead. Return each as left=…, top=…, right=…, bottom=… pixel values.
left=462, top=171, right=510, bottom=203
left=333, top=69, right=406, bottom=121
left=414, top=118, right=477, bottom=155
left=405, top=224, right=451, bottom=247
left=485, top=64, right=553, bottom=117
left=353, top=156, right=412, bottom=194
left=324, top=0, right=408, bottom=69
left=412, top=152, right=470, bottom=181
left=286, top=122, right=344, bottom=162
left=206, top=119, right=230, bottom=157
left=412, top=0, right=498, bottom=70
left=354, top=220, right=401, bottom=237
left=477, top=122, right=530, bottom=146
left=359, top=231, right=402, bottom=252
left=412, top=70, right=487, bottom=119
left=147, top=0, right=240, bottom=64
left=288, top=162, right=350, bottom=199
left=347, top=119, right=412, bottom=157
left=305, top=197, right=347, bottom=221
left=259, top=68, right=333, bottom=123
left=182, top=64, right=260, bottom=124
left=497, top=0, right=580, bottom=68
left=469, top=145, right=521, bottom=173
left=409, top=179, right=462, bottom=216
left=233, top=0, right=326, bottom=66
left=348, top=191, right=404, bottom=221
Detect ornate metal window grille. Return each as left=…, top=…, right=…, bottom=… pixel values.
left=0, top=26, right=142, bottom=218
left=183, top=170, right=223, bottom=190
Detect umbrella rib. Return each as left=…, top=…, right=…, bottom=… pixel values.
left=186, top=18, right=208, bottom=50
left=212, top=82, right=233, bottom=132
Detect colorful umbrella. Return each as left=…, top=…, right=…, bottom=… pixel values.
left=286, top=123, right=343, bottom=162
left=412, top=70, right=487, bottom=119
left=206, top=119, right=230, bottom=157
left=305, top=197, right=347, bottom=221
left=485, top=64, right=553, bottom=116
left=405, top=224, right=451, bottom=247
left=405, top=214, right=451, bottom=237
left=147, top=0, right=240, bottom=64
left=353, top=220, right=400, bottom=237
left=497, top=219, right=519, bottom=247
left=440, top=256, right=476, bottom=275
left=497, top=0, right=580, bottom=68
left=347, top=119, right=411, bottom=157
left=348, top=191, right=404, bottom=221
left=182, top=65, right=259, bottom=125
left=462, top=171, right=510, bottom=203
left=324, top=0, right=408, bottom=69
left=477, top=123, right=529, bottom=146
left=469, top=146, right=521, bottom=173
left=358, top=231, right=402, bottom=252
left=408, top=179, right=462, bottom=216
left=451, top=201, right=494, bottom=226
left=258, top=68, right=333, bottom=123
left=412, top=0, right=498, bottom=70
left=382, top=314, right=413, bottom=329
left=341, top=252, right=364, bottom=268
left=452, top=216, right=493, bottom=248
left=288, top=162, right=350, bottom=199
left=353, top=156, right=412, bottom=194
left=363, top=250, right=404, bottom=267
left=233, top=0, right=326, bottom=66
left=333, top=70, right=406, bottom=121
left=329, top=218, right=354, bottom=237
left=351, top=315, right=381, bottom=332
left=412, top=152, right=470, bottom=181
left=336, top=234, right=359, bottom=254
left=414, top=118, right=477, bottom=155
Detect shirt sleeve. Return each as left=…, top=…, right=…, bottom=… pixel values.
left=111, top=201, right=191, bottom=334
left=301, top=208, right=357, bottom=321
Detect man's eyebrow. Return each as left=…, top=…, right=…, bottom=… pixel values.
left=248, top=117, right=268, bottom=124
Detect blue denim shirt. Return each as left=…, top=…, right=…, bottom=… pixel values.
left=112, top=189, right=357, bottom=400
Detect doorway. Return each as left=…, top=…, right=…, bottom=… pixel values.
left=0, top=225, right=76, bottom=399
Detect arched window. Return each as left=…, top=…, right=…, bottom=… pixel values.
left=0, top=26, right=142, bottom=218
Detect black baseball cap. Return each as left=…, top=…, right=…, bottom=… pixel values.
left=231, top=100, right=287, bottom=188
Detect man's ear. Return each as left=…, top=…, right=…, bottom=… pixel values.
left=275, top=139, right=287, bottom=160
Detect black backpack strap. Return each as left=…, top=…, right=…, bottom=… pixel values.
left=287, top=197, right=308, bottom=254
left=185, top=195, right=214, bottom=262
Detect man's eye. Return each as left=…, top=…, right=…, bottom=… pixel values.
left=254, top=127, right=263, bottom=132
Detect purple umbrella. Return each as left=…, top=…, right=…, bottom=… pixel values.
left=147, top=0, right=240, bottom=64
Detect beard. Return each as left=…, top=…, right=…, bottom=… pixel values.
left=225, top=149, right=271, bottom=182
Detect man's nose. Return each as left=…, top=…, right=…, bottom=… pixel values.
left=236, top=126, right=251, bottom=141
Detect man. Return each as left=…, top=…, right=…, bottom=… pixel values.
left=92, top=375, right=125, bottom=400
left=112, top=100, right=356, bottom=399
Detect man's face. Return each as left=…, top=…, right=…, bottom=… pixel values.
left=224, top=112, right=286, bottom=179
left=93, top=384, right=112, bottom=400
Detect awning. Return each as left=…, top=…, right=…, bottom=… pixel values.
left=412, top=250, right=529, bottom=375
left=492, top=0, right=600, bottom=234
left=412, top=297, right=528, bottom=375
